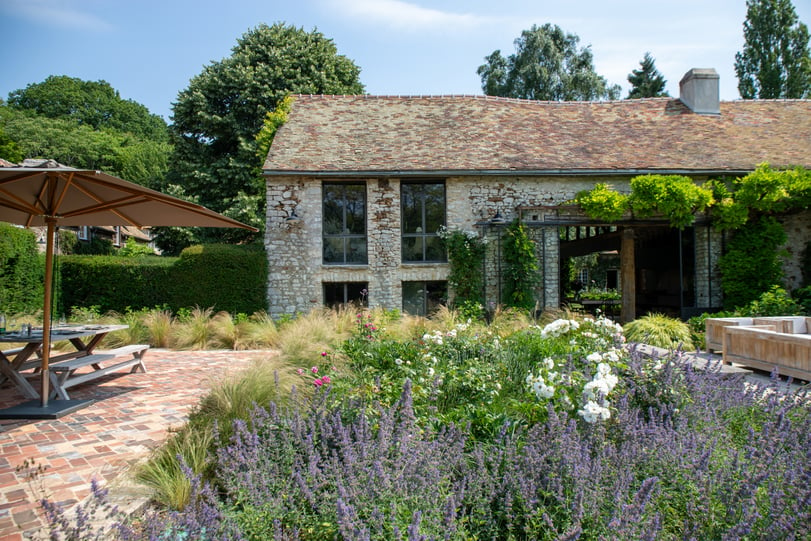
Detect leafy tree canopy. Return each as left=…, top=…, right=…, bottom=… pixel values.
left=477, top=23, right=621, bottom=101
left=6, top=75, right=168, bottom=141
left=626, top=52, right=669, bottom=98
left=0, top=105, right=170, bottom=190
left=734, top=0, right=811, bottom=98
left=168, top=22, right=364, bottom=248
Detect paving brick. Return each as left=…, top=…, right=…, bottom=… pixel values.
left=0, top=349, right=262, bottom=538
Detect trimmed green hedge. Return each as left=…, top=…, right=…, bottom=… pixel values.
left=0, top=223, right=44, bottom=314
left=57, top=244, right=267, bottom=315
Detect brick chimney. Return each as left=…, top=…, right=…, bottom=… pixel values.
left=679, top=68, right=720, bottom=115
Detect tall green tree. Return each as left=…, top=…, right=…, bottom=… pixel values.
left=7, top=75, right=168, bottom=141
left=734, top=0, right=811, bottom=99
left=477, top=24, right=621, bottom=101
left=626, top=52, right=669, bottom=98
left=168, top=23, right=364, bottom=247
left=0, top=104, right=170, bottom=189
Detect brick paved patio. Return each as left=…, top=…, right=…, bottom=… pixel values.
left=0, top=349, right=271, bottom=540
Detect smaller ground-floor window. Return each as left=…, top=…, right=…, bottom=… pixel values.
left=403, top=281, right=447, bottom=316
left=324, top=282, right=368, bottom=308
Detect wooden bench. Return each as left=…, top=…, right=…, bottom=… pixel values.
left=48, top=344, right=149, bottom=400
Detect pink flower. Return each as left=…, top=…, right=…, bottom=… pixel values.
left=321, top=351, right=328, bottom=357
left=311, top=366, right=318, bottom=374
left=296, top=368, right=304, bottom=375
left=313, top=378, right=323, bottom=386
left=321, top=376, right=331, bottom=384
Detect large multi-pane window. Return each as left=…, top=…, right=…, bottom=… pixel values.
left=402, top=281, right=447, bottom=316
left=323, top=183, right=367, bottom=264
left=401, top=181, right=446, bottom=263
left=324, top=282, right=368, bottom=308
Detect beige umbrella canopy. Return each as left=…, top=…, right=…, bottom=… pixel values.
left=0, top=161, right=258, bottom=416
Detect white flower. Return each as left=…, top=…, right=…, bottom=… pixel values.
left=426, top=367, right=435, bottom=377
left=578, top=400, right=611, bottom=423
left=395, top=358, right=403, bottom=365
left=543, top=357, right=555, bottom=370
left=586, top=352, right=603, bottom=364
left=583, top=378, right=611, bottom=399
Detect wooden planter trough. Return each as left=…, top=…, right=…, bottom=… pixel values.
left=705, top=316, right=811, bottom=381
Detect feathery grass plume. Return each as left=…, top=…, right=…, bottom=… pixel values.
left=208, top=311, right=255, bottom=350
left=623, top=313, right=694, bottom=350
left=170, top=306, right=214, bottom=350
left=383, top=312, right=429, bottom=342
left=276, top=308, right=346, bottom=366
left=488, top=305, right=534, bottom=337
left=134, top=426, right=213, bottom=510
left=244, top=310, right=280, bottom=348
left=143, top=307, right=174, bottom=348
left=192, top=355, right=296, bottom=431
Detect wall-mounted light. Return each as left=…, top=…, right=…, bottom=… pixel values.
left=489, top=211, right=506, bottom=225
left=285, top=207, right=301, bottom=223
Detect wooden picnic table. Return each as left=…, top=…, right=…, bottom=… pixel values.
left=0, top=325, right=130, bottom=399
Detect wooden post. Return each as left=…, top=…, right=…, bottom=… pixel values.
left=621, top=227, right=636, bottom=323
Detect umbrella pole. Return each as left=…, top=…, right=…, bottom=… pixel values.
left=40, top=218, right=56, bottom=407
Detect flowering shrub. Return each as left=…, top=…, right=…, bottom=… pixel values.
left=438, top=226, right=486, bottom=308
left=525, top=316, right=627, bottom=424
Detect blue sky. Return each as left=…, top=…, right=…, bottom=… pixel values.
left=1, top=0, right=809, bottom=121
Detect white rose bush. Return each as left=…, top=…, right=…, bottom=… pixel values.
left=525, top=316, right=627, bottom=423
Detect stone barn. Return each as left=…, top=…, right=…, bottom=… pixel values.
left=263, top=69, right=811, bottom=320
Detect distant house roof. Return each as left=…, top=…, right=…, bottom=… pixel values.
left=263, top=94, right=811, bottom=177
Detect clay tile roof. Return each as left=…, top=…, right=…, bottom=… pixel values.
left=263, top=95, right=811, bottom=176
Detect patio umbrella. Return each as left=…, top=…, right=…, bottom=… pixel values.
left=0, top=161, right=258, bottom=417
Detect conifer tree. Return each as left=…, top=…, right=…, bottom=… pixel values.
left=626, top=53, right=669, bottom=98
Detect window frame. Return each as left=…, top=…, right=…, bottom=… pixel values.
left=323, top=282, right=369, bottom=308
left=322, top=182, right=368, bottom=265
left=400, top=180, right=447, bottom=263
left=402, top=280, right=447, bottom=316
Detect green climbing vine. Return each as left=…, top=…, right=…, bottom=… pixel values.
left=502, top=220, right=539, bottom=310
left=438, top=227, right=486, bottom=309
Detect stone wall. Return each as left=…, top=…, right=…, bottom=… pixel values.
left=780, top=210, right=811, bottom=291
left=266, top=174, right=754, bottom=317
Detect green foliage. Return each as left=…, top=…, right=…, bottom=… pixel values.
left=626, top=52, right=669, bottom=98
left=737, top=285, right=803, bottom=316
left=256, top=94, right=292, bottom=162
left=57, top=244, right=267, bottom=314
left=477, top=23, right=621, bottom=101
left=711, top=164, right=811, bottom=230
left=735, top=0, right=811, bottom=99
left=7, top=75, right=169, bottom=141
left=0, top=223, right=43, bottom=314
left=623, top=313, right=694, bottom=350
left=169, top=23, right=364, bottom=243
left=439, top=227, right=486, bottom=308
left=117, top=237, right=155, bottom=257
left=574, top=183, right=629, bottom=222
left=0, top=124, right=23, bottom=162
left=718, top=216, right=787, bottom=309
left=628, top=174, right=714, bottom=229
left=502, top=220, right=539, bottom=310
left=167, top=244, right=267, bottom=315
left=1, top=102, right=171, bottom=190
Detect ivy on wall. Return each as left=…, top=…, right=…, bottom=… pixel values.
left=439, top=227, right=486, bottom=309
left=502, top=220, right=539, bottom=310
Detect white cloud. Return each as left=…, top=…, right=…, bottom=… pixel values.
left=2, top=0, right=114, bottom=32
left=325, top=0, right=491, bottom=32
